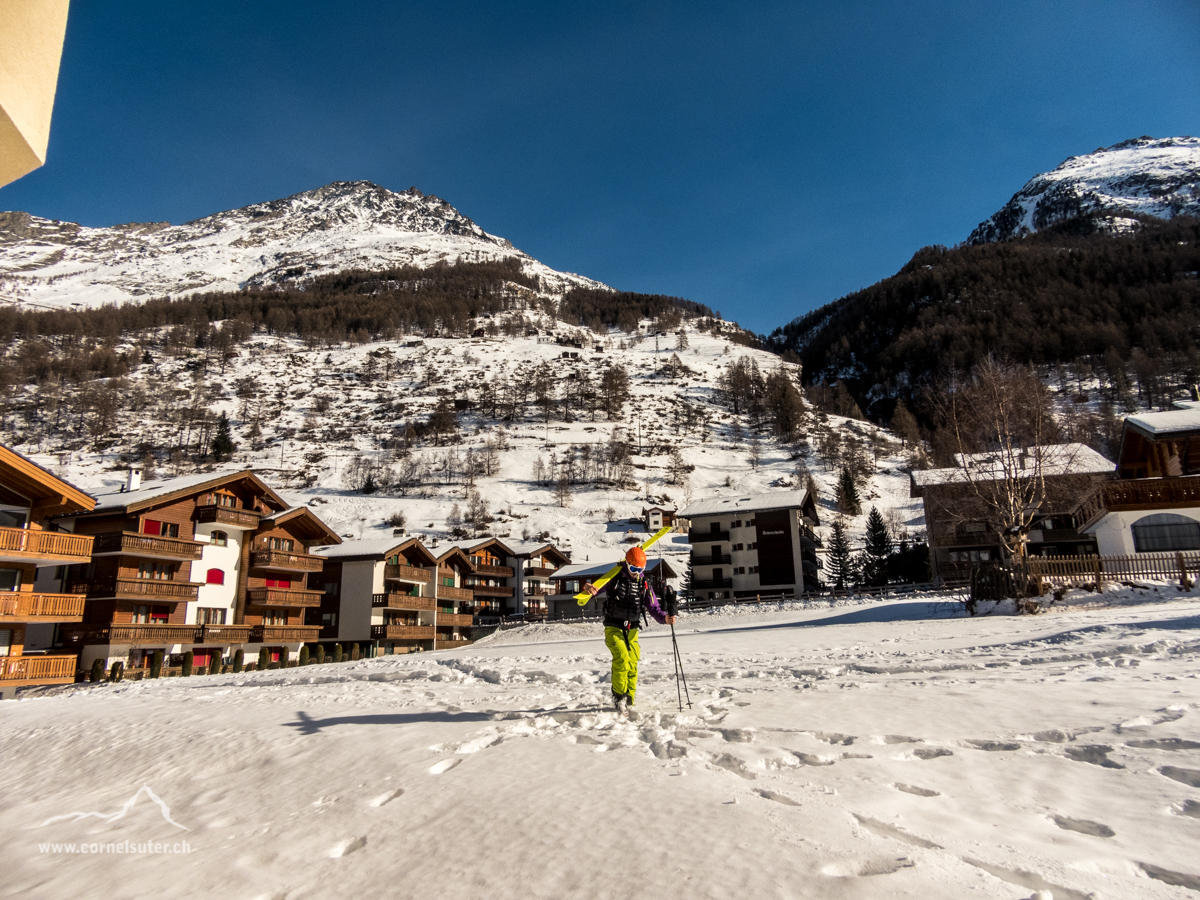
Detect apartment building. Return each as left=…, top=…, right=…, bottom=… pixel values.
left=56, top=469, right=339, bottom=675
left=910, top=444, right=1114, bottom=583
left=1074, top=403, right=1200, bottom=555
left=450, top=538, right=570, bottom=617
left=452, top=538, right=516, bottom=617
left=680, top=490, right=821, bottom=600
left=0, top=444, right=96, bottom=698
left=642, top=506, right=677, bottom=531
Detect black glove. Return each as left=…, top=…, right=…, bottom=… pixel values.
left=663, top=585, right=678, bottom=617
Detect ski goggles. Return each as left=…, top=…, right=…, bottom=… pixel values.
left=626, top=564, right=645, bottom=575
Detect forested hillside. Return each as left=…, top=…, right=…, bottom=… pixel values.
left=768, top=214, right=1200, bottom=418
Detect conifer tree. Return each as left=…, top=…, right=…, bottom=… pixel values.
left=836, top=466, right=861, bottom=515
left=211, top=411, right=235, bottom=461
left=826, top=520, right=854, bottom=591
left=862, top=506, right=894, bottom=586
left=891, top=398, right=920, bottom=448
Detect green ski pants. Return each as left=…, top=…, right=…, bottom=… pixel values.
left=605, top=625, right=641, bottom=701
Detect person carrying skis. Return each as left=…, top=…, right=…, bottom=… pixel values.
left=583, top=546, right=676, bottom=715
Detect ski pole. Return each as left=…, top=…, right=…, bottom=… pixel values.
left=670, top=622, right=691, bottom=709
left=670, top=622, right=684, bottom=711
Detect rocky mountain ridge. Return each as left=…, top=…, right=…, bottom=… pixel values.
left=0, top=181, right=606, bottom=309
left=968, top=136, right=1200, bottom=244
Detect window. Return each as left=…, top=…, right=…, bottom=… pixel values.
left=0, top=506, right=29, bottom=529
left=732, top=520, right=742, bottom=528
left=750, top=566, right=759, bottom=574
left=1132, top=514, right=1200, bottom=553
left=268, top=537, right=295, bottom=552
left=133, top=604, right=169, bottom=624
left=443, top=577, right=454, bottom=587
left=0, top=568, right=20, bottom=592
left=0, top=629, right=11, bottom=656
left=206, top=568, right=225, bottom=585
left=263, top=609, right=287, bottom=625
left=265, top=577, right=292, bottom=589
left=216, top=491, right=236, bottom=508
left=197, top=607, right=226, bottom=625
left=322, top=582, right=339, bottom=597
left=209, top=531, right=228, bottom=546
left=321, top=612, right=338, bottom=628
left=137, top=561, right=173, bottom=580
left=141, top=519, right=179, bottom=537
left=948, top=549, right=993, bottom=563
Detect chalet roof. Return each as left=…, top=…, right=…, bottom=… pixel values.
left=553, top=558, right=676, bottom=581
left=446, top=537, right=516, bottom=558
left=642, top=506, right=675, bottom=514
left=910, top=444, right=1115, bottom=496
left=312, top=537, right=417, bottom=560
left=260, top=506, right=342, bottom=545
left=434, top=545, right=475, bottom=569
left=681, top=490, right=811, bottom=519
left=503, top=540, right=571, bottom=564
left=0, top=444, right=95, bottom=515
left=83, top=469, right=288, bottom=516
left=1123, top=401, right=1200, bottom=438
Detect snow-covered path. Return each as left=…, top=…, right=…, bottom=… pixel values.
left=3, top=597, right=1199, bottom=899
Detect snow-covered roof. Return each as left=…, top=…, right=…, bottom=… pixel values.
left=1124, top=402, right=1200, bottom=437
left=681, top=490, right=810, bottom=519
left=312, top=537, right=414, bottom=560
left=87, top=469, right=283, bottom=514
left=552, top=558, right=674, bottom=581
left=911, top=444, right=1114, bottom=492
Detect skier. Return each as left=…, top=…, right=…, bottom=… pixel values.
left=582, top=546, right=676, bottom=715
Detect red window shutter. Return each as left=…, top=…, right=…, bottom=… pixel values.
left=266, top=577, right=291, bottom=589
left=142, top=519, right=162, bottom=536
left=206, top=568, right=224, bottom=585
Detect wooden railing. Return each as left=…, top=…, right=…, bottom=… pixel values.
left=371, top=624, right=434, bottom=640
left=991, top=552, right=1200, bottom=591
left=1074, top=476, right=1200, bottom=530
left=524, top=566, right=558, bottom=578
left=195, top=505, right=261, bottom=528
left=92, top=531, right=205, bottom=560
left=0, top=527, right=93, bottom=561
left=371, top=593, right=435, bottom=611
left=434, top=639, right=474, bottom=650
left=72, top=578, right=201, bottom=602
left=199, top=624, right=252, bottom=643
left=246, top=588, right=324, bottom=607
left=251, top=549, right=324, bottom=572
left=434, top=585, right=472, bottom=602
left=473, top=563, right=514, bottom=578
left=436, top=612, right=474, bottom=627
left=0, top=655, right=76, bottom=682
left=384, top=564, right=432, bottom=583
left=60, top=624, right=202, bottom=646
left=469, top=584, right=513, bottom=598
left=251, top=625, right=321, bottom=642
left=0, top=592, right=86, bottom=620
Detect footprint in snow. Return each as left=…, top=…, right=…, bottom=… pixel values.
left=967, top=740, right=1022, bottom=752
left=1126, top=738, right=1200, bottom=751
left=369, top=788, right=403, bottom=808
left=429, top=758, right=461, bottom=775
left=1064, top=745, right=1124, bottom=769
left=1051, top=815, right=1114, bottom=838
left=1173, top=799, right=1200, bottom=819
left=755, top=789, right=802, bottom=806
left=1159, top=766, right=1200, bottom=787
left=895, top=783, right=939, bottom=797
left=329, top=836, right=367, bottom=858
left=883, top=735, right=922, bottom=745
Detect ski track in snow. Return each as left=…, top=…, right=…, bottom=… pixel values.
left=3, top=594, right=1199, bottom=899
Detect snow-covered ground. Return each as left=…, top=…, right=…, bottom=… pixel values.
left=4, top=588, right=1198, bottom=899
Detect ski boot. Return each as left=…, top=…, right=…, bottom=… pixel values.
left=613, top=691, right=630, bottom=717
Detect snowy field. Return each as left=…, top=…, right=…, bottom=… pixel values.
left=3, top=592, right=1199, bottom=899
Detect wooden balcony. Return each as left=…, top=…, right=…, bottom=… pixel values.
left=1074, top=476, right=1200, bottom=531
left=61, top=624, right=202, bottom=647
left=524, top=565, right=558, bottom=578
left=688, top=530, right=730, bottom=544
left=195, top=504, right=261, bottom=529
left=469, top=583, right=514, bottom=598
left=371, top=593, right=435, bottom=611
left=436, top=612, right=474, bottom=627
left=473, top=563, right=514, bottom=578
left=434, top=585, right=472, bottom=602
left=91, top=531, right=205, bottom=561
left=198, top=624, right=252, bottom=643
left=371, top=624, right=435, bottom=640
left=384, top=563, right=432, bottom=583
left=251, top=550, right=324, bottom=572
left=0, top=655, right=77, bottom=683
left=71, top=578, right=202, bottom=602
left=0, top=527, right=93, bottom=565
left=250, top=624, right=321, bottom=642
left=246, top=587, right=324, bottom=608
left=434, top=639, right=474, bottom=650
left=0, top=592, right=86, bottom=621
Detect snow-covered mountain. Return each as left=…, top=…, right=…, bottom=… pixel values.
left=0, top=181, right=607, bottom=309
left=968, top=136, right=1200, bottom=244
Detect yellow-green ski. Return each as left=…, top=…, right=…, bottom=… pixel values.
left=575, top=525, right=673, bottom=605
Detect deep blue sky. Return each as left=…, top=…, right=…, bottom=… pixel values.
left=3, top=1, right=1198, bottom=333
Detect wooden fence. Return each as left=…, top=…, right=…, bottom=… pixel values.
left=975, top=551, right=1200, bottom=601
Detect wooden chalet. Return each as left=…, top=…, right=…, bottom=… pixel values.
left=0, top=444, right=95, bottom=697
left=56, top=469, right=339, bottom=676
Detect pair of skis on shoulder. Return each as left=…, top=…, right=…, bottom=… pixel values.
left=574, top=525, right=673, bottom=605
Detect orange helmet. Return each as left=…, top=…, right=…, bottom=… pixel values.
left=625, top=546, right=647, bottom=569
